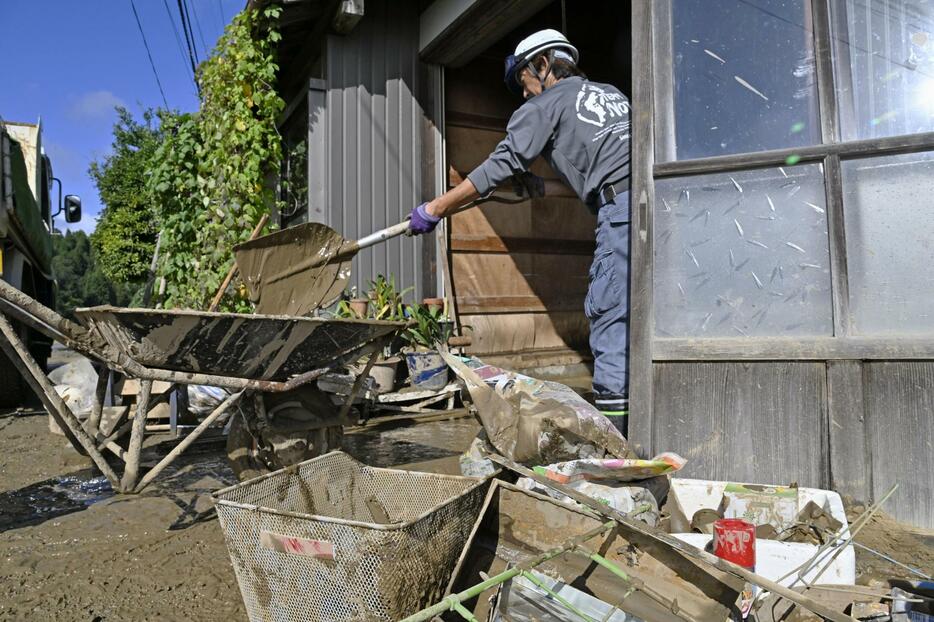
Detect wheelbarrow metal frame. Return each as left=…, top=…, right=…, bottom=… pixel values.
left=0, top=278, right=395, bottom=493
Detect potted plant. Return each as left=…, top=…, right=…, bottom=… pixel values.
left=402, top=301, right=454, bottom=391
left=341, top=276, right=411, bottom=393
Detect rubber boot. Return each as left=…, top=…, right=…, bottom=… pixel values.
left=595, top=395, right=628, bottom=438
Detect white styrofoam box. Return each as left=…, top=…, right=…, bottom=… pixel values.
left=668, top=479, right=850, bottom=536
left=671, top=533, right=857, bottom=586
left=667, top=478, right=856, bottom=587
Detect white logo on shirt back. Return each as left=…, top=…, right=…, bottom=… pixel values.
left=575, top=83, right=630, bottom=128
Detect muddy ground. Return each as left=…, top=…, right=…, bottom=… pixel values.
left=1, top=400, right=931, bottom=620
left=0, top=408, right=479, bottom=621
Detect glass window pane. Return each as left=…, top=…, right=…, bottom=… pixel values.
left=654, top=164, right=833, bottom=337
left=831, top=0, right=934, bottom=141
left=661, top=0, right=821, bottom=161
left=842, top=151, right=934, bottom=334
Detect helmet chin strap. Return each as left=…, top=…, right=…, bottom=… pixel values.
left=535, top=49, right=556, bottom=91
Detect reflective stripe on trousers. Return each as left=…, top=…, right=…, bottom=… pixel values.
left=585, top=190, right=630, bottom=401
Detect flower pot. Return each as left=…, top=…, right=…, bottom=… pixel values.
left=351, top=357, right=401, bottom=394
left=405, top=350, right=449, bottom=391
left=349, top=298, right=369, bottom=319
left=422, top=297, right=444, bottom=313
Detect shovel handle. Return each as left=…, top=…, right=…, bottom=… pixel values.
left=355, top=201, right=485, bottom=252
left=355, top=219, right=413, bottom=251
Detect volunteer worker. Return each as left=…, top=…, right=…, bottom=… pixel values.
left=408, top=29, right=632, bottom=432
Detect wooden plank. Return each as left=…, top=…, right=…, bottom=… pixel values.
left=456, top=295, right=581, bottom=314
left=459, top=311, right=590, bottom=356
left=628, top=0, right=656, bottom=456
left=654, top=336, right=934, bottom=360
left=864, top=362, right=934, bottom=528
left=450, top=253, right=590, bottom=300
left=827, top=360, right=870, bottom=500
left=450, top=235, right=595, bottom=255
left=653, top=362, right=827, bottom=487
left=824, top=155, right=851, bottom=337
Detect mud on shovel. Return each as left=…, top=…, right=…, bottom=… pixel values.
left=234, top=173, right=540, bottom=316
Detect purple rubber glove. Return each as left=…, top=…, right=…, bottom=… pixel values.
left=408, top=202, right=441, bottom=235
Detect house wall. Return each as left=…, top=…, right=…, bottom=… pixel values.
left=629, top=0, right=934, bottom=529
left=307, top=0, right=440, bottom=301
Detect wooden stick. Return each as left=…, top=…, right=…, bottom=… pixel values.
left=209, top=213, right=268, bottom=312
left=120, top=380, right=153, bottom=492
left=486, top=453, right=855, bottom=622
left=86, top=368, right=109, bottom=436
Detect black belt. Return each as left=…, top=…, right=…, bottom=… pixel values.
left=598, top=179, right=630, bottom=207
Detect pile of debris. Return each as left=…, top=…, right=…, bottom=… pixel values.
left=209, top=353, right=932, bottom=622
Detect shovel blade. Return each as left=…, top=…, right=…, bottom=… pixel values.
left=234, top=223, right=354, bottom=316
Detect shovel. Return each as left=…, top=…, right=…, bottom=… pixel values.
left=234, top=172, right=556, bottom=316
left=234, top=218, right=419, bottom=316
left=234, top=173, right=551, bottom=316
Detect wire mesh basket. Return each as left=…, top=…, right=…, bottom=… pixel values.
left=212, top=451, right=489, bottom=622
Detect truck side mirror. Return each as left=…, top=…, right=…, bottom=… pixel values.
left=64, top=195, right=81, bottom=223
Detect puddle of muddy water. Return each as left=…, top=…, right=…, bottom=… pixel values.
left=0, top=468, right=114, bottom=532
left=342, top=418, right=478, bottom=468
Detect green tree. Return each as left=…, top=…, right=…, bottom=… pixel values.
left=149, top=5, right=284, bottom=310
left=52, top=231, right=131, bottom=319
left=89, top=107, right=163, bottom=286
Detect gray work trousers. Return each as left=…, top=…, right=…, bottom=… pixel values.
left=585, top=191, right=631, bottom=403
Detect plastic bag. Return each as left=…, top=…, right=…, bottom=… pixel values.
left=532, top=452, right=686, bottom=484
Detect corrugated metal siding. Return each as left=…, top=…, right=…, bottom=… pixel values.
left=314, top=0, right=428, bottom=300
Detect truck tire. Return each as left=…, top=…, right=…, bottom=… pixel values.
left=0, top=350, right=26, bottom=408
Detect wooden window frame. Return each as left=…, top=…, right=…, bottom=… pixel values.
left=631, top=0, right=934, bottom=369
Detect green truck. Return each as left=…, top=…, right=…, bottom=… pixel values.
left=1, top=120, right=81, bottom=407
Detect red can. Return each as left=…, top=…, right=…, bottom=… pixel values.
left=713, top=518, right=756, bottom=569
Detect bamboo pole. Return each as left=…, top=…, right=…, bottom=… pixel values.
left=209, top=214, right=268, bottom=312
left=0, top=315, right=120, bottom=485
left=120, top=380, right=153, bottom=492
left=133, top=391, right=244, bottom=493
left=399, top=521, right=618, bottom=622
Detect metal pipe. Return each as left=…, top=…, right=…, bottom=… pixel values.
left=0, top=296, right=90, bottom=353
left=132, top=390, right=244, bottom=493
left=115, top=355, right=329, bottom=392
left=0, top=279, right=95, bottom=346
left=398, top=521, right=617, bottom=622
left=120, top=380, right=153, bottom=492
left=0, top=314, right=120, bottom=485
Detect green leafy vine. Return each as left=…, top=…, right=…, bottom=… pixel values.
left=149, top=4, right=284, bottom=311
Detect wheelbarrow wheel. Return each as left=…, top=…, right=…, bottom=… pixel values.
left=226, top=388, right=344, bottom=481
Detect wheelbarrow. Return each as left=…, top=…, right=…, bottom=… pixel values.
left=0, top=278, right=406, bottom=493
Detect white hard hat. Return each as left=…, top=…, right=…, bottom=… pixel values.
left=504, top=29, right=579, bottom=95
left=514, top=29, right=579, bottom=65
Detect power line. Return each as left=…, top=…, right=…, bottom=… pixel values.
left=162, top=0, right=197, bottom=94
left=176, top=0, right=201, bottom=92
left=130, top=0, right=169, bottom=109
left=187, top=0, right=210, bottom=57
left=179, top=0, right=201, bottom=65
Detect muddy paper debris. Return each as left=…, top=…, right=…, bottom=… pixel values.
left=443, top=353, right=630, bottom=464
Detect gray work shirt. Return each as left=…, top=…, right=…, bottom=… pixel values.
left=467, top=76, right=631, bottom=210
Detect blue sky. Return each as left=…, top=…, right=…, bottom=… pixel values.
left=0, top=0, right=242, bottom=233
